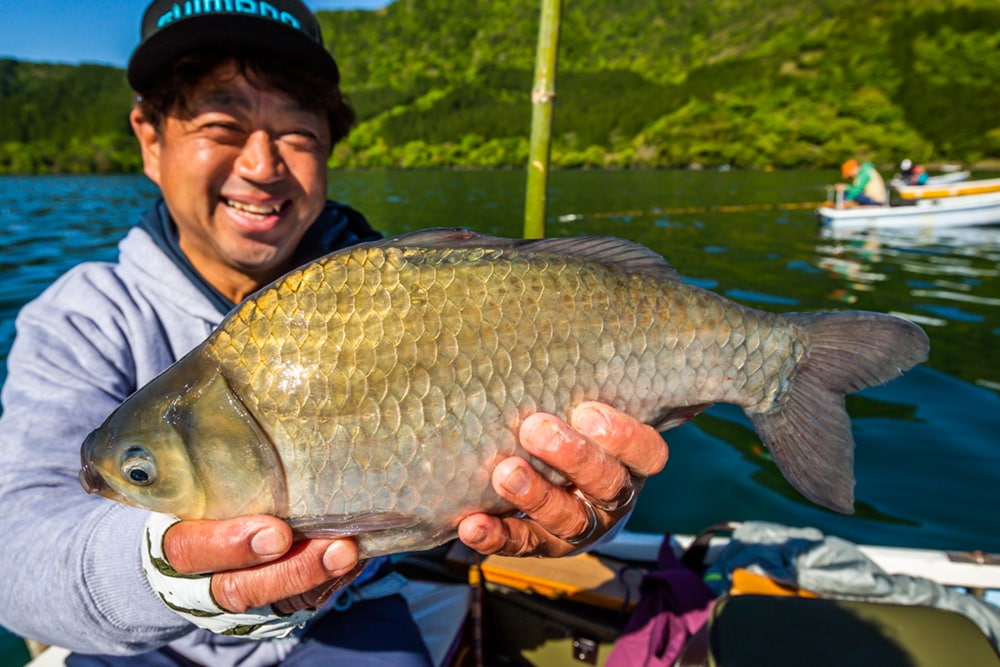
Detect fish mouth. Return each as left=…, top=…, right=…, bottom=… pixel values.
left=79, top=430, right=111, bottom=496
left=79, top=460, right=110, bottom=496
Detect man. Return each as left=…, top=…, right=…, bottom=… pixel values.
left=837, top=158, right=887, bottom=207
left=0, top=1, right=667, bottom=664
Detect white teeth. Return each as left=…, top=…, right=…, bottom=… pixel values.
left=227, top=199, right=282, bottom=216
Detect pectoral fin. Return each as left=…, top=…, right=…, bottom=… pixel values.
left=288, top=512, right=421, bottom=539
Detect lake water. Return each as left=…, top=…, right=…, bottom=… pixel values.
left=1, top=170, right=998, bottom=555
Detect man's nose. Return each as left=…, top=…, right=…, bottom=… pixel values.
left=236, top=131, right=284, bottom=182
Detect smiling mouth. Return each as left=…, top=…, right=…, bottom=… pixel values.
left=225, top=199, right=285, bottom=219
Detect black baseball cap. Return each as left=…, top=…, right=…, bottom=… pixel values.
left=127, top=0, right=339, bottom=91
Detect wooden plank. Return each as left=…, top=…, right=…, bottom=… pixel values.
left=479, top=551, right=646, bottom=611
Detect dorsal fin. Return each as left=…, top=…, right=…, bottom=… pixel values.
left=377, top=227, right=682, bottom=283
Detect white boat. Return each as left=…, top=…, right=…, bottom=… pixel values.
left=893, top=175, right=1000, bottom=200
left=890, top=170, right=971, bottom=192
left=818, top=190, right=1000, bottom=230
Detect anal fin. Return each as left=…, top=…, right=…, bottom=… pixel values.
left=652, top=403, right=714, bottom=431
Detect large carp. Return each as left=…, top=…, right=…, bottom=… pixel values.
left=80, top=229, right=929, bottom=557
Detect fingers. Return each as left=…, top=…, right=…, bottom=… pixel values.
left=458, top=512, right=539, bottom=557
left=520, top=402, right=667, bottom=509
left=212, top=539, right=359, bottom=613
left=272, top=562, right=366, bottom=615
left=163, top=515, right=293, bottom=573
left=458, top=402, right=668, bottom=558
left=458, top=456, right=619, bottom=557
left=519, top=411, right=623, bottom=504
left=162, top=515, right=360, bottom=613
left=569, top=402, right=668, bottom=478
left=458, top=457, right=593, bottom=558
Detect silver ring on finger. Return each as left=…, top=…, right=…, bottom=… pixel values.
left=587, top=475, right=636, bottom=513
left=564, top=490, right=600, bottom=546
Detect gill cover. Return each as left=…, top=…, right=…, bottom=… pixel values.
left=81, top=351, right=287, bottom=520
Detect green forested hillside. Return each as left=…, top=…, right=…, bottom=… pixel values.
left=2, top=0, right=998, bottom=173
left=0, top=61, right=139, bottom=173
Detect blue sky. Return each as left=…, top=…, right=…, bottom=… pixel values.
left=0, top=0, right=393, bottom=68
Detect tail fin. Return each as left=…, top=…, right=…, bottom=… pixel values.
left=747, top=312, right=929, bottom=514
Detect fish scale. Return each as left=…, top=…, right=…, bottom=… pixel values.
left=81, top=229, right=930, bottom=557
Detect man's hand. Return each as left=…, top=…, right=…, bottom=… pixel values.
left=162, top=516, right=361, bottom=614
left=457, top=401, right=668, bottom=557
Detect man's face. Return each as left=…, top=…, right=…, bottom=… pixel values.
left=133, top=63, right=332, bottom=302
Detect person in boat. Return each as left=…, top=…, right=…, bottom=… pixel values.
left=896, top=158, right=929, bottom=185
left=837, top=158, right=888, bottom=207
left=0, top=0, right=667, bottom=664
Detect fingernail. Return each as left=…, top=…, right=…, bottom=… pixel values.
left=323, top=541, right=353, bottom=573
left=524, top=415, right=562, bottom=453
left=574, top=404, right=610, bottom=437
left=465, top=526, right=488, bottom=546
left=501, top=466, right=531, bottom=497
left=250, top=527, right=286, bottom=556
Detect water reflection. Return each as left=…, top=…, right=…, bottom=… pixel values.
left=819, top=224, right=1000, bottom=261
left=816, top=224, right=1000, bottom=391
left=817, top=227, right=1000, bottom=305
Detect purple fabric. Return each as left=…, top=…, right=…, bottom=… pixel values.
left=606, top=536, right=717, bottom=667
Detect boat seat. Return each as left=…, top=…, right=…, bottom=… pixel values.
left=684, top=594, right=1000, bottom=667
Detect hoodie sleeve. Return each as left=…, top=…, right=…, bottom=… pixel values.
left=0, top=266, right=192, bottom=654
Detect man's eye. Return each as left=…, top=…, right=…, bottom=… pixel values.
left=282, top=130, right=325, bottom=151
left=206, top=122, right=242, bottom=133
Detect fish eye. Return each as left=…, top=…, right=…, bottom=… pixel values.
left=120, top=445, right=157, bottom=487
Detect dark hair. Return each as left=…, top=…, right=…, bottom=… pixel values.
left=136, top=52, right=355, bottom=149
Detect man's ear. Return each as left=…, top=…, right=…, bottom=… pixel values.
left=130, top=105, right=162, bottom=186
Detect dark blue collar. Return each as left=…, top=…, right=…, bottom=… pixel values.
left=139, top=199, right=381, bottom=315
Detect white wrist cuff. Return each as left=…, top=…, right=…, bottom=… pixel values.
left=141, top=513, right=315, bottom=639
